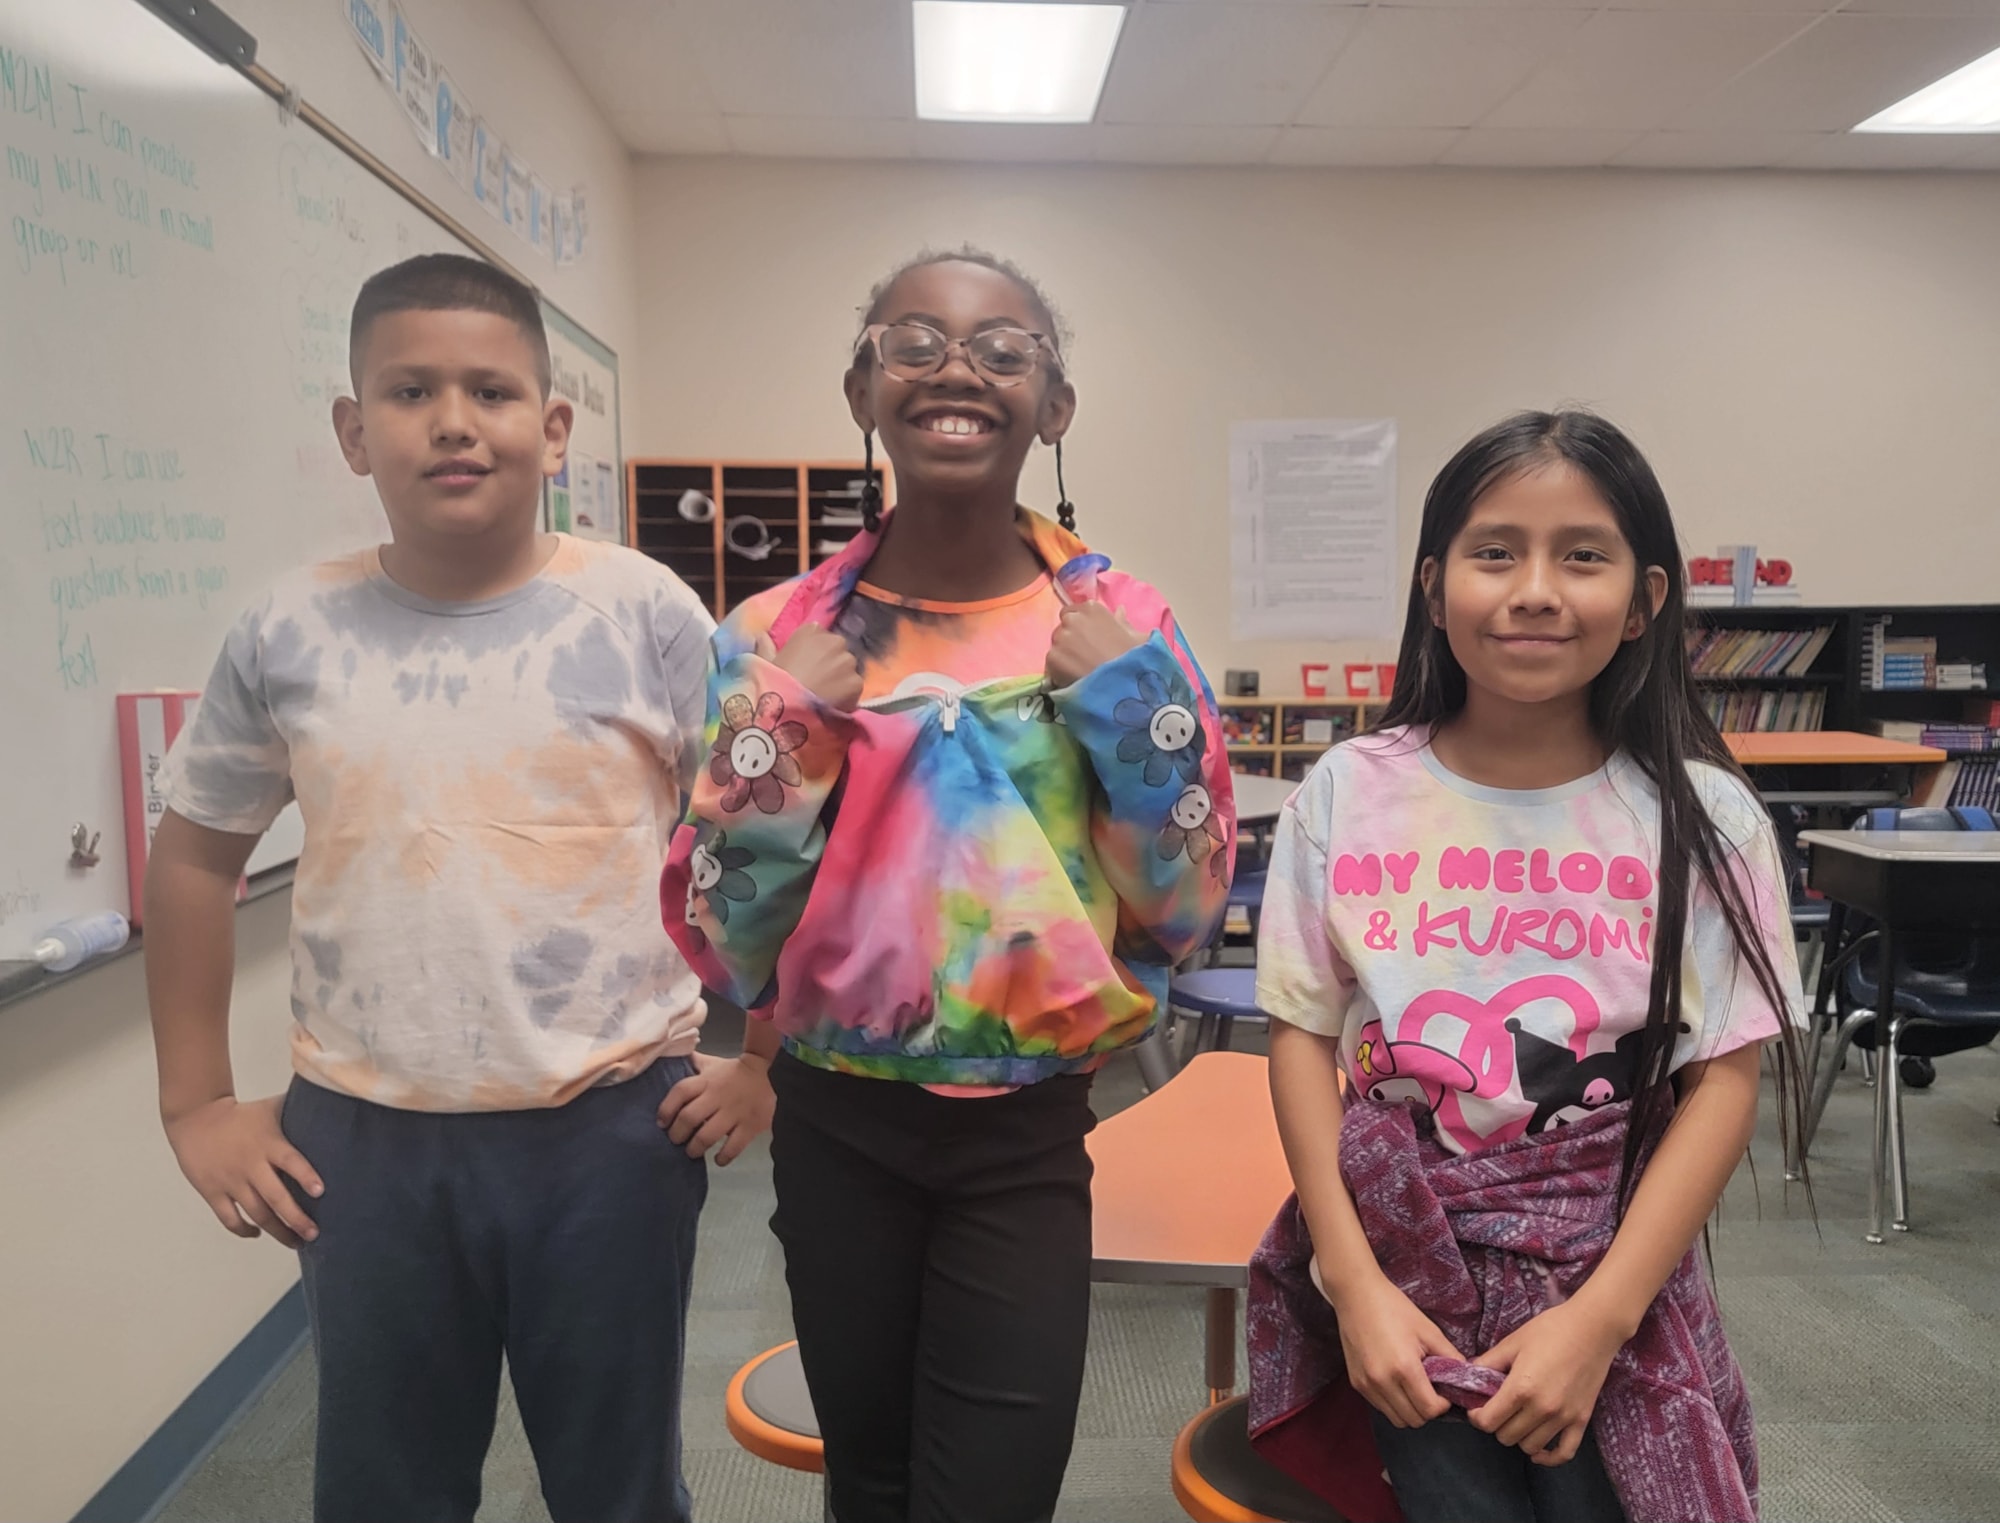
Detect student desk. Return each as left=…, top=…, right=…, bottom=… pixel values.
left=1726, top=732, right=1946, bottom=807
left=1089, top=1050, right=1293, bottom=1403
left=1797, top=829, right=2000, bottom=1243
left=1230, top=771, right=1297, bottom=826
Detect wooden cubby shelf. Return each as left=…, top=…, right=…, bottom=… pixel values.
left=1220, top=698, right=1379, bottom=781
left=627, top=457, right=891, bottom=619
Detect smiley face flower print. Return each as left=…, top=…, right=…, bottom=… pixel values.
left=1158, top=782, right=1227, bottom=867
left=1115, top=669, right=1207, bottom=787
left=711, top=691, right=808, bottom=814
left=688, top=831, right=758, bottom=924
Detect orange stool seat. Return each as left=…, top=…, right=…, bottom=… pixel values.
left=1171, top=1397, right=1346, bottom=1523
left=724, top=1341, right=823, bottom=1474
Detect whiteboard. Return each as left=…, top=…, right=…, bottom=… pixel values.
left=542, top=300, right=623, bottom=544
left=0, top=0, right=487, bottom=958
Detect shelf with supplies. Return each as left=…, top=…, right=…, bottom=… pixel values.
left=1220, top=699, right=1378, bottom=781
left=1691, top=603, right=2000, bottom=735
left=1695, top=603, right=1999, bottom=812
left=628, top=458, right=891, bottom=619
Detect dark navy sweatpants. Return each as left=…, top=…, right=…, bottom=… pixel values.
left=281, top=1057, right=707, bottom=1523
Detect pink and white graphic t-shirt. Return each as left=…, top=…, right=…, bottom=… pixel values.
left=1256, top=727, right=1803, bottom=1156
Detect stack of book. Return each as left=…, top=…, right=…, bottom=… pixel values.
left=1701, top=688, right=1827, bottom=732
left=1684, top=625, right=1835, bottom=678
left=1879, top=634, right=1936, bottom=690
left=1944, top=755, right=2000, bottom=811
left=1876, top=721, right=2000, bottom=754
left=1861, top=618, right=1988, bottom=691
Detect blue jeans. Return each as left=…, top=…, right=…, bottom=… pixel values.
left=1370, top=1410, right=1628, bottom=1523
left=283, top=1058, right=707, bottom=1523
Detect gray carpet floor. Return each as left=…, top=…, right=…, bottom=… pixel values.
left=155, top=1020, right=2000, bottom=1523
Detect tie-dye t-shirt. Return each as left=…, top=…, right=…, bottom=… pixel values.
left=838, top=575, right=1064, bottom=704
left=160, top=535, right=715, bottom=1112
left=1256, top=728, right=1803, bottom=1155
left=836, top=574, right=1064, bottom=1095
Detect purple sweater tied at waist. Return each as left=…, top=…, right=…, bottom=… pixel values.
left=1246, top=1098, right=1757, bottom=1523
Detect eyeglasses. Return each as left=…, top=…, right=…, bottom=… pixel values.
left=856, top=322, right=1056, bottom=387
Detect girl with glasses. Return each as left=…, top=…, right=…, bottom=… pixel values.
left=661, top=248, right=1234, bottom=1523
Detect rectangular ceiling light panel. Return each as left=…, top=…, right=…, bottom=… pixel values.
left=913, top=2, right=1126, bottom=124
left=1855, top=44, right=2000, bottom=133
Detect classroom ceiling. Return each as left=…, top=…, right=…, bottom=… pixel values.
left=527, top=0, right=2000, bottom=171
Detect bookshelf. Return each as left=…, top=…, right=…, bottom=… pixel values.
left=1686, top=622, right=1838, bottom=732
left=1220, top=699, right=1377, bottom=780
left=627, top=458, right=891, bottom=619
left=1693, top=603, right=2000, bottom=810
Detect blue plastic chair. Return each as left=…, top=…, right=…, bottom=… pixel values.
left=1170, top=967, right=1269, bottom=1057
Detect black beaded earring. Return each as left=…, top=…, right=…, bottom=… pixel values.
left=860, top=431, right=883, bottom=535
left=1054, top=439, right=1076, bottom=533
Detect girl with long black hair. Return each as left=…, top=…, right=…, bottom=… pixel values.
left=1248, top=410, right=1807, bottom=1523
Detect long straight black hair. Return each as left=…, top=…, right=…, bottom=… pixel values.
left=1374, top=410, right=1808, bottom=1206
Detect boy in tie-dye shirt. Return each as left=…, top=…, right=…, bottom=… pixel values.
left=145, top=256, right=720, bottom=1523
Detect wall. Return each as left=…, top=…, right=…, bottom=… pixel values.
left=630, top=159, right=2000, bottom=683
left=0, top=0, right=637, bottom=1516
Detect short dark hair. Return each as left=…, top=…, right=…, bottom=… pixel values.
left=349, top=253, right=551, bottom=395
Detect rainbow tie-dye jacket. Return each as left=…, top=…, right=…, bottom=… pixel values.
left=662, top=510, right=1234, bottom=1085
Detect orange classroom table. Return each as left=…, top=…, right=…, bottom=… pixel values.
left=1724, top=731, right=1946, bottom=767
left=1089, top=1051, right=1294, bottom=1402
left=1724, top=730, right=1947, bottom=807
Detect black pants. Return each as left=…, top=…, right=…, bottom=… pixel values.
left=768, top=1051, right=1096, bottom=1523
left=282, top=1058, right=707, bottom=1523
left=1370, top=1410, right=1628, bottom=1523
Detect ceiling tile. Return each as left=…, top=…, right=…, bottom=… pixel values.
left=1438, top=126, right=1647, bottom=165
left=1096, top=2, right=1363, bottom=125
left=911, top=122, right=1103, bottom=163
left=1297, top=9, right=1590, bottom=128
left=724, top=116, right=917, bottom=159
left=1951, top=135, right=2000, bottom=165
left=1375, top=0, right=1600, bottom=10
left=524, top=0, right=716, bottom=116
left=674, top=0, right=913, bottom=119
left=1777, top=128, right=1992, bottom=166
left=1092, top=124, right=1283, bottom=163
left=613, top=111, right=733, bottom=155
left=1609, top=128, right=1823, bottom=166
left=1683, top=13, right=2000, bottom=130
left=1837, top=0, right=2000, bottom=15
left=1595, top=0, right=1841, bottom=11
left=1267, top=125, right=1461, bottom=163
left=1485, top=11, right=1820, bottom=131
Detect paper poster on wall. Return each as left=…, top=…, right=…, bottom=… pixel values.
left=550, top=193, right=576, bottom=265
left=343, top=0, right=392, bottom=76
left=502, top=152, right=533, bottom=234
left=471, top=120, right=505, bottom=218
left=548, top=456, right=572, bottom=532
left=528, top=174, right=550, bottom=250
left=391, top=8, right=438, bottom=152
left=1230, top=418, right=1399, bottom=643
left=434, top=71, right=475, bottom=190
left=570, top=451, right=597, bottom=534
left=542, top=300, right=623, bottom=544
